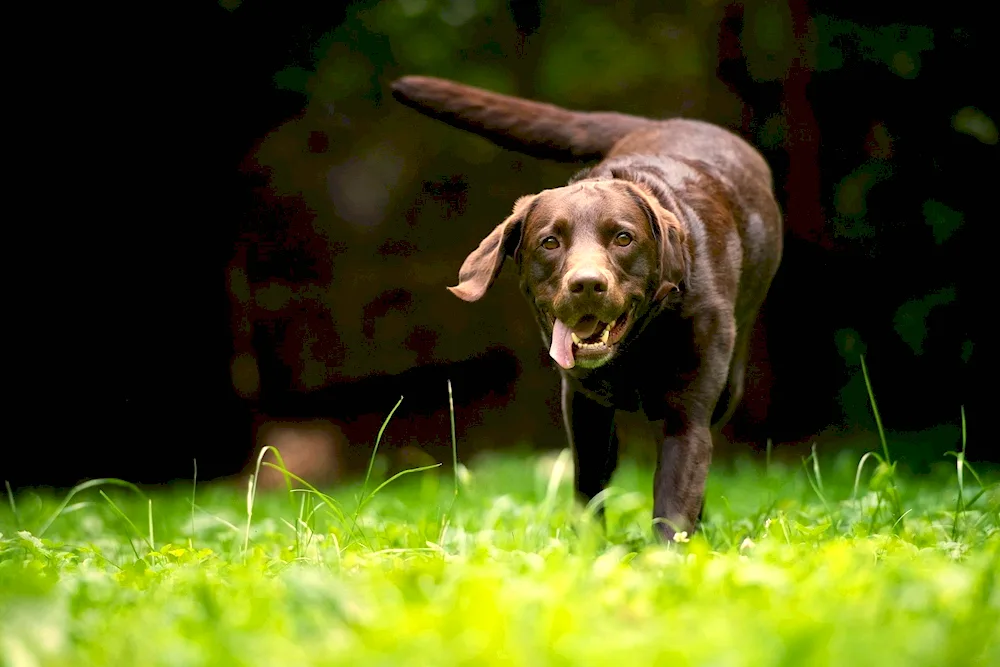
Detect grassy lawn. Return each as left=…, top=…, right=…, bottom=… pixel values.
left=2, top=436, right=998, bottom=666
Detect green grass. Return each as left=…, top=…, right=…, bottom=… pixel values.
left=1, top=436, right=998, bottom=666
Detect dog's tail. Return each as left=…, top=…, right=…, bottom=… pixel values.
left=390, top=75, right=653, bottom=162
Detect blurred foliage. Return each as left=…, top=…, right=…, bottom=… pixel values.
left=893, top=288, right=956, bottom=356
left=813, top=15, right=934, bottom=77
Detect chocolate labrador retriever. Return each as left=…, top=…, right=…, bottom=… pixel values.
left=392, top=76, right=783, bottom=541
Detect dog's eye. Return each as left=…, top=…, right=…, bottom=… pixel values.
left=541, top=236, right=560, bottom=250
left=614, top=232, right=633, bottom=247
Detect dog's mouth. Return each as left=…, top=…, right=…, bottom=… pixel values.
left=548, top=308, right=633, bottom=370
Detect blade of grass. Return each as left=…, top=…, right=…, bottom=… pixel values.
left=265, top=464, right=350, bottom=536
left=258, top=445, right=301, bottom=554
left=192, top=503, right=241, bottom=533
left=802, top=443, right=830, bottom=512
left=190, top=459, right=197, bottom=549
left=945, top=406, right=985, bottom=538
left=953, top=407, right=986, bottom=498
left=38, top=478, right=146, bottom=538
left=328, top=530, right=342, bottom=570
left=439, top=379, right=461, bottom=545
left=358, top=396, right=405, bottom=506
left=264, top=464, right=362, bottom=550
left=948, top=408, right=967, bottom=540
left=98, top=490, right=150, bottom=559
left=147, top=499, right=155, bottom=551
left=534, top=449, right=574, bottom=547
left=949, top=418, right=988, bottom=512
left=348, top=396, right=405, bottom=549
left=244, top=472, right=256, bottom=558
left=5, top=480, right=19, bottom=529
left=860, top=355, right=891, bottom=463
left=296, top=493, right=308, bottom=557
left=448, top=379, right=459, bottom=500
left=59, top=502, right=97, bottom=516
left=868, top=491, right=884, bottom=534
left=357, top=464, right=443, bottom=512
left=242, top=444, right=298, bottom=558
left=852, top=451, right=881, bottom=501
left=860, top=354, right=904, bottom=528
left=751, top=498, right=780, bottom=539
left=583, top=486, right=618, bottom=519
left=891, top=509, right=912, bottom=531
left=960, top=487, right=991, bottom=513
left=543, top=449, right=573, bottom=512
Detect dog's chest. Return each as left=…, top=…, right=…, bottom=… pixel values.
left=565, top=312, right=697, bottom=410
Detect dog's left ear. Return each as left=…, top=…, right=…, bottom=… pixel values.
left=625, top=184, right=689, bottom=302
left=447, top=195, right=536, bottom=302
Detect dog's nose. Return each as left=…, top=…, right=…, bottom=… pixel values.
left=567, top=268, right=609, bottom=295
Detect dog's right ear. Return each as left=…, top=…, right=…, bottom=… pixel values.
left=448, top=195, right=536, bottom=302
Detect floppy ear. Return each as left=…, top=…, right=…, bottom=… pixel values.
left=625, top=184, right=690, bottom=302
left=447, top=195, right=536, bottom=302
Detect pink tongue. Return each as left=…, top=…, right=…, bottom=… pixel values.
left=549, top=319, right=575, bottom=369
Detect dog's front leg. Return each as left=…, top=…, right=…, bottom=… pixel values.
left=653, top=423, right=713, bottom=541
left=561, top=377, right=619, bottom=520
left=651, top=312, right=735, bottom=542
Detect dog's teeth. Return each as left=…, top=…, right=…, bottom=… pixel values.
left=601, top=328, right=610, bottom=344
left=571, top=332, right=582, bottom=345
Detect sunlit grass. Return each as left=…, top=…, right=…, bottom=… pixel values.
left=1, top=386, right=998, bottom=665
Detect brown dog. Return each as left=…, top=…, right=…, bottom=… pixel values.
left=392, top=76, right=783, bottom=541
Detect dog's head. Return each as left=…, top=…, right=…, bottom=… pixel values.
left=448, top=179, right=688, bottom=370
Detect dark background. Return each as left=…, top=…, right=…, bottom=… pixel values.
left=7, top=0, right=992, bottom=488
